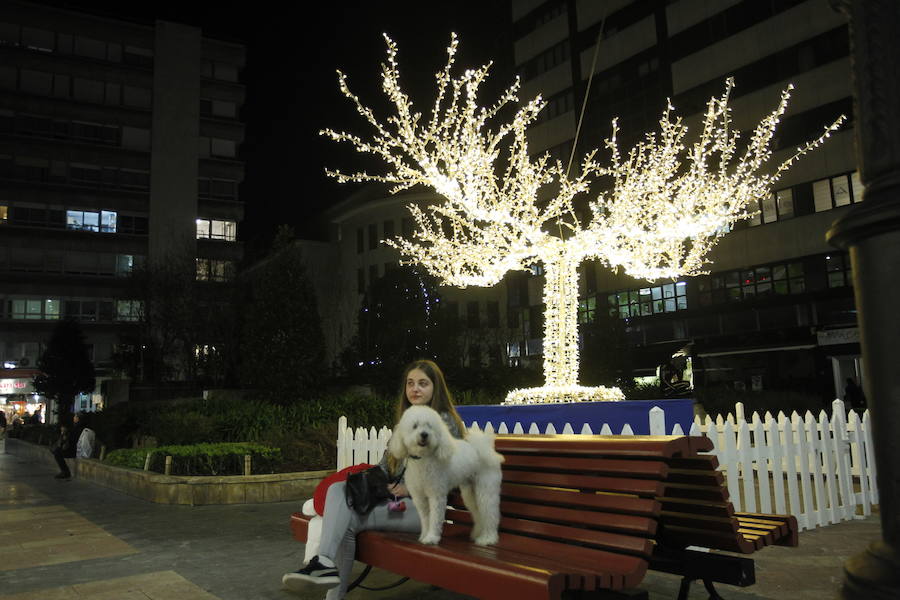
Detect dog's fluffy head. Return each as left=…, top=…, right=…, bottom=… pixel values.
left=388, top=405, right=454, bottom=462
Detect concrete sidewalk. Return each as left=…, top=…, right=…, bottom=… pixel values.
left=0, top=448, right=881, bottom=600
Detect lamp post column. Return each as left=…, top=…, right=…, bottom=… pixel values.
left=827, top=2, right=900, bottom=598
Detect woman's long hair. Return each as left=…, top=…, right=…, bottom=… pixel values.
left=386, top=359, right=466, bottom=476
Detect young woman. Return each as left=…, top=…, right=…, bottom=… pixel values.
left=282, top=360, right=466, bottom=598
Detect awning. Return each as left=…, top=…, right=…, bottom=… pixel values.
left=696, top=344, right=816, bottom=358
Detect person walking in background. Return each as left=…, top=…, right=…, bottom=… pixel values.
left=844, top=377, right=867, bottom=411
left=281, top=359, right=466, bottom=599
left=51, top=414, right=83, bottom=480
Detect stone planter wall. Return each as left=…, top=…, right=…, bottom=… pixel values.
left=5, top=438, right=331, bottom=506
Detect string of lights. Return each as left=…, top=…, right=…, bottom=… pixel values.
left=321, top=34, right=844, bottom=405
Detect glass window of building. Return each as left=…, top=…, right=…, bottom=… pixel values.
left=100, top=210, right=116, bottom=233
left=607, top=281, right=687, bottom=318
left=210, top=138, right=236, bottom=158
left=368, top=224, right=378, bottom=250
left=825, top=253, right=853, bottom=288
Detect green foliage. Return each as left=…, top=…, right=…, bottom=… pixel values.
left=104, top=442, right=281, bottom=476
left=33, top=319, right=96, bottom=420
left=343, top=266, right=457, bottom=394
left=623, top=381, right=664, bottom=400
left=693, top=386, right=825, bottom=418
left=579, top=310, right=633, bottom=388
left=7, top=423, right=58, bottom=445
left=239, top=233, right=326, bottom=403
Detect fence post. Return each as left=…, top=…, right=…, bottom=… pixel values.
left=243, top=454, right=251, bottom=476
left=164, top=455, right=172, bottom=475
left=143, top=452, right=152, bottom=471
left=648, top=406, right=666, bottom=435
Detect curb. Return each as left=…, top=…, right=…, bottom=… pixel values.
left=5, top=438, right=331, bottom=506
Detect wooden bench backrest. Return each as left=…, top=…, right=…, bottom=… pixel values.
left=656, top=453, right=799, bottom=552
left=443, top=434, right=714, bottom=590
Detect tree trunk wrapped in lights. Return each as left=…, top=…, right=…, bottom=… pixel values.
left=321, top=34, right=844, bottom=405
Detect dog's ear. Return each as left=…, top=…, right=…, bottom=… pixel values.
left=434, top=421, right=455, bottom=462
left=388, top=427, right=408, bottom=460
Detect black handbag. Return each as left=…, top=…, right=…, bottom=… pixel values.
left=345, top=466, right=392, bottom=515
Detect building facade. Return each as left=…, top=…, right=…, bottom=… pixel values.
left=512, top=0, right=861, bottom=400
left=0, top=1, right=245, bottom=415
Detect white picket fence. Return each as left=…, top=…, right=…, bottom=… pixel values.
left=335, top=399, right=878, bottom=531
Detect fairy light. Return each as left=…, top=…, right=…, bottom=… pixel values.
left=321, top=34, right=844, bottom=405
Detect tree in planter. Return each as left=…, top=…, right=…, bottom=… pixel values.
left=344, top=265, right=458, bottom=394
left=240, top=227, right=326, bottom=403
left=33, top=318, right=96, bottom=420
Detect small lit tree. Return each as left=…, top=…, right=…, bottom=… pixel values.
left=322, top=34, right=843, bottom=404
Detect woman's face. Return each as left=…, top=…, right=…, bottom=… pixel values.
left=405, top=368, right=435, bottom=406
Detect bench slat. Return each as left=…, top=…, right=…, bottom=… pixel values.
left=496, top=435, right=711, bottom=458
left=661, top=482, right=731, bottom=502
left=493, top=499, right=658, bottom=537
left=503, top=470, right=664, bottom=497
left=502, top=454, right=668, bottom=479
left=447, top=508, right=654, bottom=556
left=664, top=468, right=725, bottom=487
left=499, top=483, right=661, bottom=518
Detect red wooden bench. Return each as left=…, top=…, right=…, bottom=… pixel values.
left=289, top=434, right=797, bottom=600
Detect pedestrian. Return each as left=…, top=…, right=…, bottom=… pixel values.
left=51, top=414, right=81, bottom=480
left=844, top=377, right=866, bottom=411
left=281, top=359, right=466, bottom=599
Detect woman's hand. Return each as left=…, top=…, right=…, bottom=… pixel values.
left=388, top=482, right=409, bottom=498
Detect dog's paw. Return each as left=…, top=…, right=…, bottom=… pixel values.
left=419, top=532, right=442, bottom=545
left=473, top=532, right=499, bottom=546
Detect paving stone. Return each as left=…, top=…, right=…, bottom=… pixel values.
left=0, top=449, right=885, bottom=600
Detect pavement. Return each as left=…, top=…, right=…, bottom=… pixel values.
left=0, top=446, right=883, bottom=600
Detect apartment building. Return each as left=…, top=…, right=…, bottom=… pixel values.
left=0, top=1, right=245, bottom=414
left=512, top=0, right=860, bottom=400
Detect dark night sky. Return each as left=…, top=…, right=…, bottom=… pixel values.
left=40, top=1, right=515, bottom=259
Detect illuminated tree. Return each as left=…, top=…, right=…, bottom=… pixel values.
left=322, top=34, right=843, bottom=404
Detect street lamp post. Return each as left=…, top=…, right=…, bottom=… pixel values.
left=827, top=2, right=900, bottom=598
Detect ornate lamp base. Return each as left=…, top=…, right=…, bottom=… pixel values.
left=503, top=385, right=625, bottom=405
left=842, top=541, right=900, bottom=600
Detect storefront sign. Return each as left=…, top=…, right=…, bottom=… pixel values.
left=0, top=379, right=33, bottom=394
left=817, top=328, right=860, bottom=346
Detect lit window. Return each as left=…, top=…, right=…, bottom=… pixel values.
left=0, top=204, right=7, bottom=223
left=116, top=300, right=142, bottom=321
left=196, top=218, right=236, bottom=241
left=100, top=210, right=117, bottom=232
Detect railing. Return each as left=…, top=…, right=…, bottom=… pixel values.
left=335, top=399, right=877, bottom=531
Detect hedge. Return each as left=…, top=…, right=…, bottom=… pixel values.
left=104, top=442, right=281, bottom=476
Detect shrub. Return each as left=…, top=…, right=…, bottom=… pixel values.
left=105, top=442, right=281, bottom=476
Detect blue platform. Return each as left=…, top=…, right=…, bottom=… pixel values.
left=456, top=398, right=695, bottom=436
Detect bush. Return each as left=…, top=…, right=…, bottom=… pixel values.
left=694, top=386, right=826, bottom=419
left=105, top=442, right=281, bottom=476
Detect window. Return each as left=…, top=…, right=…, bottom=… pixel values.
left=486, top=301, right=500, bottom=328
left=66, top=210, right=115, bottom=232
left=196, top=258, right=233, bottom=282
left=116, top=255, right=134, bottom=276
left=813, top=171, right=864, bottom=212
left=368, top=224, right=378, bottom=250
left=383, top=219, right=395, bottom=239
left=123, top=45, right=153, bottom=67
left=578, top=296, right=597, bottom=324
left=20, top=69, right=52, bottom=95
left=466, top=301, right=480, bottom=328
left=123, top=85, right=151, bottom=108
left=9, top=298, right=60, bottom=320
left=73, top=36, right=107, bottom=61
left=401, top=217, right=414, bottom=239
left=825, top=253, right=853, bottom=288
left=357, top=268, right=365, bottom=293
left=0, top=204, right=6, bottom=223
left=699, top=261, right=805, bottom=306
left=116, top=300, right=143, bottom=321
left=210, top=138, right=236, bottom=158
left=749, top=188, right=794, bottom=226
left=121, top=126, right=150, bottom=150
left=73, top=78, right=105, bottom=103
left=196, top=219, right=236, bottom=241
left=608, top=281, right=688, bottom=318
left=22, top=27, right=53, bottom=52
left=356, top=228, right=364, bottom=253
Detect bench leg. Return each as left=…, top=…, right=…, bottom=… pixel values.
left=677, top=577, right=726, bottom=600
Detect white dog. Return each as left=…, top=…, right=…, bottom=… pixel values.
left=388, top=405, right=504, bottom=546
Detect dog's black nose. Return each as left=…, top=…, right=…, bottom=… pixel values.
left=420, top=431, right=429, bottom=440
